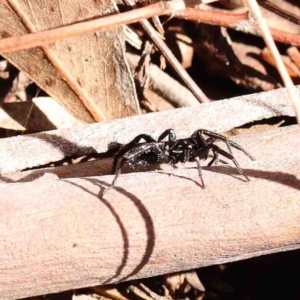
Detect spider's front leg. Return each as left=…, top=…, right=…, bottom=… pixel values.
left=104, top=157, right=127, bottom=195
left=158, top=128, right=177, bottom=149
left=103, top=134, right=157, bottom=196
left=193, top=129, right=255, bottom=161
left=193, top=146, right=211, bottom=189
left=209, top=144, right=250, bottom=182
left=192, top=129, right=233, bottom=156
left=106, top=140, right=169, bottom=194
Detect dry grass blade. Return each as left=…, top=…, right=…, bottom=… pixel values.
left=258, top=0, right=300, bottom=25
left=245, top=0, right=300, bottom=124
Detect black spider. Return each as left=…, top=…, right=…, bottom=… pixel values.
left=105, top=129, right=254, bottom=193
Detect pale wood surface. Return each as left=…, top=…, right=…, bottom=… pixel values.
left=0, top=124, right=298, bottom=182
left=0, top=125, right=300, bottom=299
left=0, top=97, right=83, bottom=132
left=0, top=86, right=296, bottom=173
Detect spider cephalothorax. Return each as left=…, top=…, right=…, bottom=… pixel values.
left=105, top=129, right=254, bottom=192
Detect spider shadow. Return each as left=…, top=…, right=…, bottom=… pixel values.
left=2, top=130, right=299, bottom=284
left=204, top=164, right=250, bottom=182
left=0, top=133, right=155, bottom=285
left=64, top=177, right=155, bottom=285
left=156, top=169, right=204, bottom=188
left=156, top=160, right=300, bottom=192
left=156, top=160, right=248, bottom=189
left=244, top=168, right=300, bottom=191
left=205, top=165, right=300, bottom=191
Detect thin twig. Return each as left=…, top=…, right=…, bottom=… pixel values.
left=126, top=52, right=200, bottom=107
left=127, top=285, right=155, bottom=300
left=287, top=47, right=300, bottom=71
left=261, top=48, right=300, bottom=78
left=2, top=5, right=300, bottom=51
left=257, top=0, right=300, bottom=25
left=174, top=9, right=300, bottom=46
left=0, top=0, right=185, bottom=53
left=245, top=0, right=300, bottom=124
left=121, top=0, right=209, bottom=103
left=175, top=9, right=249, bottom=27
left=139, top=283, right=169, bottom=300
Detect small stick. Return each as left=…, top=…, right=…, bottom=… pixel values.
left=139, top=283, right=169, bottom=300
left=122, top=0, right=210, bottom=103
left=127, top=285, right=154, bottom=300
left=245, top=0, right=300, bottom=125
left=261, top=48, right=300, bottom=78
left=287, top=47, right=300, bottom=71
left=174, top=9, right=300, bottom=47
left=127, top=53, right=200, bottom=107
left=257, top=0, right=300, bottom=25
left=0, top=0, right=185, bottom=53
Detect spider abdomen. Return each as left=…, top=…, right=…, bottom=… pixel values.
left=124, top=142, right=168, bottom=169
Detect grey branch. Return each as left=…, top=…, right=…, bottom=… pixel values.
left=0, top=86, right=297, bottom=174
left=0, top=125, right=300, bottom=299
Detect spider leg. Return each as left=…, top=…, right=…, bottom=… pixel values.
left=207, top=150, right=219, bottom=167
left=112, top=134, right=156, bottom=173
left=104, top=157, right=127, bottom=195
left=210, top=144, right=250, bottom=181
left=193, top=129, right=255, bottom=161
left=108, top=143, right=170, bottom=193
left=193, top=129, right=233, bottom=155
left=158, top=129, right=176, bottom=149
left=225, top=140, right=255, bottom=161
left=195, top=157, right=205, bottom=189
left=193, top=146, right=211, bottom=188
left=201, top=137, right=219, bottom=166
left=215, top=152, right=219, bottom=165
left=192, top=130, right=206, bottom=149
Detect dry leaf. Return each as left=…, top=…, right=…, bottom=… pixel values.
left=0, top=0, right=140, bottom=123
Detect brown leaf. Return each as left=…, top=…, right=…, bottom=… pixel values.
left=0, top=0, right=139, bottom=123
